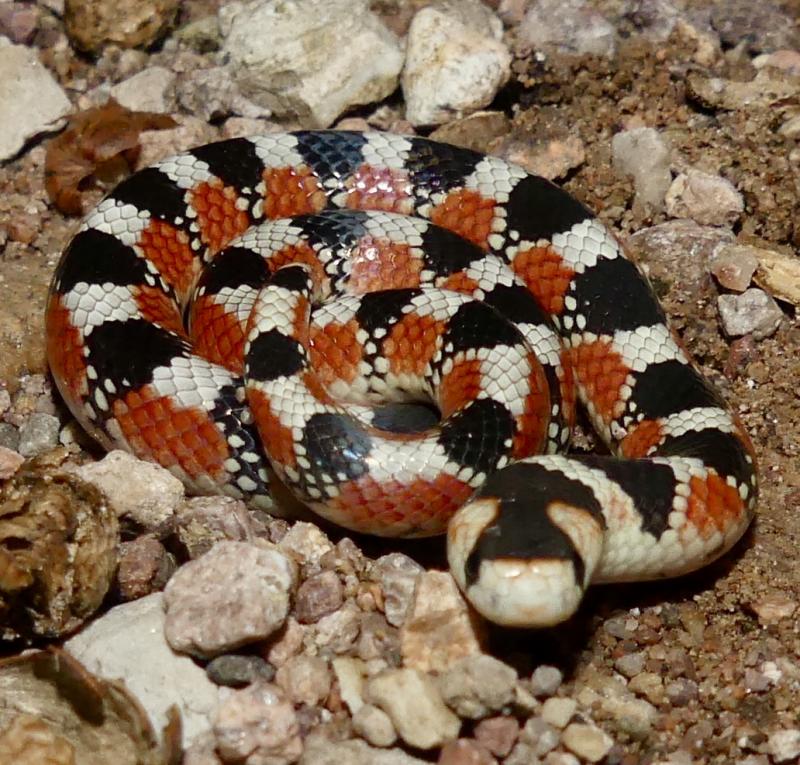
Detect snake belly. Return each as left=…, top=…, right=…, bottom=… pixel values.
left=46, top=130, right=758, bottom=627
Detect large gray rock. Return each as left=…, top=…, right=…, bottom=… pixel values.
left=219, top=0, right=403, bottom=128
left=403, top=4, right=511, bottom=126
left=0, top=38, right=71, bottom=160
left=65, top=593, right=219, bottom=746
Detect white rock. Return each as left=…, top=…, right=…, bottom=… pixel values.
left=768, top=729, right=800, bottom=763
left=403, top=6, right=511, bottom=127
left=0, top=38, right=71, bottom=160
left=438, top=654, right=518, bottom=719
left=176, top=65, right=273, bottom=122
left=366, top=668, right=460, bottom=750
left=331, top=656, right=367, bottom=714
left=71, top=450, right=184, bottom=529
left=352, top=703, right=397, bottom=747
left=374, top=552, right=423, bottom=627
left=301, top=734, right=429, bottom=764
left=65, top=593, right=219, bottom=746
left=518, top=0, right=617, bottom=58
left=541, top=696, right=577, bottom=728
left=717, top=288, right=783, bottom=340
left=111, top=66, right=177, bottom=114
left=561, top=722, right=614, bottom=762
left=612, top=127, right=672, bottom=211
left=665, top=169, right=744, bottom=226
left=220, top=0, right=403, bottom=128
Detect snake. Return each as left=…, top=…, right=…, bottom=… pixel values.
left=46, top=130, right=758, bottom=627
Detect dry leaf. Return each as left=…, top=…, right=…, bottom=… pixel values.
left=45, top=99, right=176, bottom=215
left=752, top=248, right=800, bottom=307
left=0, top=649, right=180, bottom=765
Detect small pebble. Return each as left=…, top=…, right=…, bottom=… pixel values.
left=278, top=521, right=334, bottom=572
left=332, top=656, right=367, bottom=714
left=504, top=743, right=539, bottom=765
left=438, top=738, right=497, bottom=765
left=438, top=654, right=518, bottom=719
left=366, top=668, right=461, bottom=750
left=275, top=654, right=332, bottom=707
left=0, top=423, right=19, bottom=451
left=709, top=244, right=759, bottom=292
left=206, top=654, right=275, bottom=688
left=614, top=652, right=646, bottom=678
left=352, top=703, right=397, bottom=748
left=520, top=716, right=559, bottom=756
left=530, top=665, right=564, bottom=697
left=0, top=445, right=24, bottom=479
left=73, top=450, right=184, bottom=529
left=664, top=679, right=699, bottom=706
left=744, top=668, right=771, bottom=693
left=400, top=571, right=483, bottom=672
left=718, top=288, right=783, bottom=340
left=768, top=729, right=800, bottom=763
left=628, top=671, right=664, bottom=705
left=374, top=552, right=423, bottom=627
left=748, top=594, right=797, bottom=624
left=117, top=536, right=174, bottom=601
left=561, top=722, right=614, bottom=763
left=665, top=169, right=744, bottom=226
left=543, top=751, right=580, bottom=765
left=541, top=697, right=577, bottom=729
left=295, top=570, right=344, bottom=624
left=473, top=716, right=520, bottom=757
left=212, top=682, right=302, bottom=764
left=17, top=412, right=59, bottom=457
left=611, top=127, right=672, bottom=210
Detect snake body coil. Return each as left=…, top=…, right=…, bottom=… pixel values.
left=46, top=131, right=757, bottom=626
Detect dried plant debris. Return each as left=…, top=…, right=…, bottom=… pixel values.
left=0, top=449, right=119, bottom=641
left=44, top=99, right=176, bottom=215
left=753, top=247, right=800, bottom=307
left=0, top=649, right=179, bottom=765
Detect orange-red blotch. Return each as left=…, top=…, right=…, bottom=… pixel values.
left=686, top=473, right=746, bottom=539
left=345, top=164, right=413, bottom=214
left=112, top=385, right=229, bottom=481
left=348, top=237, right=421, bottom=293
left=188, top=179, right=250, bottom=255
left=558, top=347, right=577, bottom=430
left=439, top=358, right=482, bottom=418
left=568, top=339, right=631, bottom=425
left=247, top=388, right=298, bottom=470
left=134, top=285, right=186, bottom=338
left=512, top=356, right=550, bottom=459
left=620, top=419, right=664, bottom=458
left=190, top=295, right=245, bottom=374
left=292, top=295, right=311, bottom=346
left=309, top=319, right=363, bottom=389
left=331, top=473, right=473, bottom=536
left=430, top=189, right=496, bottom=251
left=137, top=219, right=198, bottom=299
left=267, top=241, right=327, bottom=295
left=383, top=313, right=446, bottom=377
left=262, top=165, right=327, bottom=219
left=438, top=271, right=480, bottom=294
left=45, top=295, right=88, bottom=407
left=511, top=245, right=576, bottom=316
